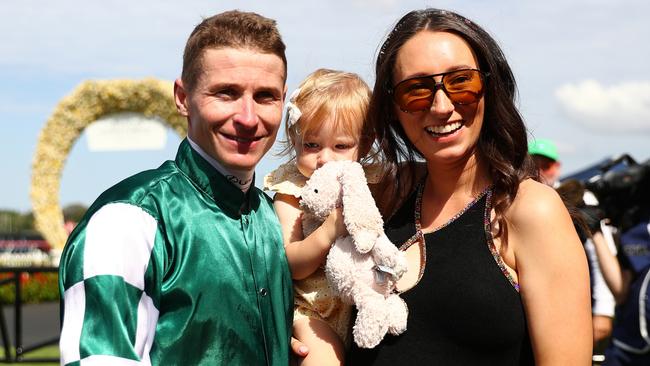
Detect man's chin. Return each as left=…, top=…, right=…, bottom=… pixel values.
left=206, top=141, right=265, bottom=168
left=221, top=155, right=262, bottom=172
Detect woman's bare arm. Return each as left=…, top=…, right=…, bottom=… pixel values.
left=509, top=180, right=592, bottom=365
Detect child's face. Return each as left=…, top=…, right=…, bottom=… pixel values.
left=295, top=118, right=361, bottom=177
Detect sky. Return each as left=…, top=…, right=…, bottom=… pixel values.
left=1, top=0, right=649, bottom=213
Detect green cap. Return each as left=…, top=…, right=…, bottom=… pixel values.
left=528, top=138, right=559, bottom=161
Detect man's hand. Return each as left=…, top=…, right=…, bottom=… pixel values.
left=290, top=336, right=309, bottom=364
left=592, top=315, right=613, bottom=345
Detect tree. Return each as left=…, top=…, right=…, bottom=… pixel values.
left=62, top=203, right=87, bottom=223
left=0, top=210, right=33, bottom=233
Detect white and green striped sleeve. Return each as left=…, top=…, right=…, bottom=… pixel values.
left=59, top=202, right=161, bottom=366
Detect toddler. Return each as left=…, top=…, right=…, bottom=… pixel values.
left=264, top=68, right=377, bottom=365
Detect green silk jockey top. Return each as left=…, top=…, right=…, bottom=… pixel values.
left=58, top=139, right=293, bottom=365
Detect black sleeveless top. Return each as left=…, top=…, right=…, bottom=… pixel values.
left=348, top=185, right=534, bottom=365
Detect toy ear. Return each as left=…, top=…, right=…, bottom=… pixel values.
left=339, top=162, right=383, bottom=253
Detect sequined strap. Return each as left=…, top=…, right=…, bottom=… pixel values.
left=398, top=180, right=514, bottom=293
left=395, top=180, right=426, bottom=294
left=483, top=189, right=521, bottom=292
left=409, top=179, right=493, bottom=239
left=398, top=178, right=426, bottom=252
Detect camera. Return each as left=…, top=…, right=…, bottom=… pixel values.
left=564, top=154, right=650, bottom=232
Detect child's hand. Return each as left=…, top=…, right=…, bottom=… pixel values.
left=323, top=206, right=347, bottom=241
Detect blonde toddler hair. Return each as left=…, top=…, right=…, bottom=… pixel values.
left=280, top=69, right=374, bottom=162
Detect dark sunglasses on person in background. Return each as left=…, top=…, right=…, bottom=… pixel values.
left=390, top=69, right=487, bottom=113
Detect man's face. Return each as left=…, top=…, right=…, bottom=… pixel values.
left=533, top=155, right=561, bottom=186
left=175, top=47, right=286, bottom=171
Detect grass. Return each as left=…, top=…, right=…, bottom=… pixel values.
left=0, top=345, right=58, bottom=365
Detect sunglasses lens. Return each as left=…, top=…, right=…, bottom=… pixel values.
left=393, top=70, right=484, bottom=112
left=444, top=70, right=484, bottom=104
left=394, top=78, right=436, bottom=112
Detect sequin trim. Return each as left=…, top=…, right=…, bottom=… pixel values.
left=396, top=181, right=426, bottom=293
left=398, top=180, right=519, bottom=293
left=483, top=190, right=521, bottom=292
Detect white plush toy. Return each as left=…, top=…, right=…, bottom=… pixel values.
left=300, top=160, right=409, bottom=348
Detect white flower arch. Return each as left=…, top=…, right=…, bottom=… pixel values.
left=30, top=79, right=186, bottom=250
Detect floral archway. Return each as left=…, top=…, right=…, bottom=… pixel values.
left=30, top=79, right=187, bottom=251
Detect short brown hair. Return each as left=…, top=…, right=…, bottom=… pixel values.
left=181, top=10, right=287, bottom=91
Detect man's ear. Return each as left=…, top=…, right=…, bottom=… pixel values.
left=174, top=78, right=189, bottom=116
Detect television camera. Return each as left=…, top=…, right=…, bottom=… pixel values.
left=563, top=154, right=650, bottom=232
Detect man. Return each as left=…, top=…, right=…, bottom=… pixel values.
left=58, top=11, right=293, bottom=365
left=528, top=138, right=562, bottom=187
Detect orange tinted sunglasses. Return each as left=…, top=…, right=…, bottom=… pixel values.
left=391, top=69, right=487, bottom=113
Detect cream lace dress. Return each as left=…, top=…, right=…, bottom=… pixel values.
left=264, top=161, right=382, bottom=346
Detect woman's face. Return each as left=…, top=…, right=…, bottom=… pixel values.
left=392, top=31, right=485, bottom=166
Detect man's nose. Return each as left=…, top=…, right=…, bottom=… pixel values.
left=233, top=96, right=257, bottom=127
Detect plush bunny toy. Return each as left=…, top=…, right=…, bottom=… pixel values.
left=300, top=160, right=409, bottom=348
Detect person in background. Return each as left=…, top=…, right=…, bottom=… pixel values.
left=532, top=139, right=616, bottom=352
left=58, top=10, right=293, bottom=365
left=588, top=194, right=650, bottom=365
left=528, top=138, right=562, bottom=187
left=556, top=179, right=617, bottom=355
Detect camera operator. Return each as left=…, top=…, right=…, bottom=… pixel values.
left=555, top=179, right=616, bottom=353
left=578, top=157, right=650, bottom=366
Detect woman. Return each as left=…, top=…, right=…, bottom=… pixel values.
left=345, top=8, right=592, bottom=365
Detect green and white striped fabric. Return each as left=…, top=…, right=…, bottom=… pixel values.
left=58, top=139, right=293, bottom=365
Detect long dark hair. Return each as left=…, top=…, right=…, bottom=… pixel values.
left=372, top=8, right=537, bottom=238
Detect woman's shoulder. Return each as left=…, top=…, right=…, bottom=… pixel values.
left=503, top=179, right=585, bottom=271
left=506, top=178, right=568, bottom=228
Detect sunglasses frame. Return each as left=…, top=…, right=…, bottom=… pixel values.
left=389, top=68, right=488, bottom=112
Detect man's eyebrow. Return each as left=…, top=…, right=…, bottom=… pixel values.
left=255, top=85, right=283, bottom=95
left=208, top=82, right=240, bottom=91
